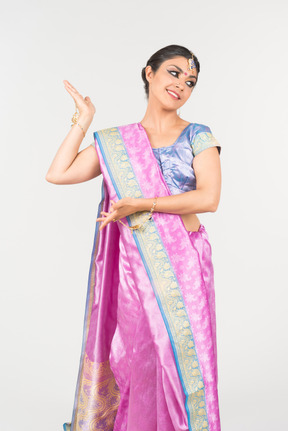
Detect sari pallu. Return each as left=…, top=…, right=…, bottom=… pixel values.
left=64, top=122, right=221, bottom=431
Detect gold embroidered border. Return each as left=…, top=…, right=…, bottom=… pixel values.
left=72, top=354, right=120, bottom=431
left=96, top=127, right=209, bottom=430
left=192, top=131, right=220, bottom=156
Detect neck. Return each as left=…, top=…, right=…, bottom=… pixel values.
left=140, top=98, right=181, bottom=133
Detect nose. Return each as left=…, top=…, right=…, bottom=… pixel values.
left=175, top=81, right=184, bottom=90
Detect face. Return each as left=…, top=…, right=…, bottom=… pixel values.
left=145, top=56, right=198, bottom=109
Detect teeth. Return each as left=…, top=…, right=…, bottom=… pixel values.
left=167, top=90, right=179, bottom=99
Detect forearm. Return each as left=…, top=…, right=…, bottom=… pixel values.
left=136, top=189, right=217, bottom=215
left=45, top=114, right=93, bottom=181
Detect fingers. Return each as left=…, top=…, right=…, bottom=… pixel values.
left=63, top=80, right=95, bottom=111
left=99, top=211, right=111, bottom=217
left=95, top=216, right=110, bottom=231
left=63, top=80, right=84, bottom=106
left=109, top=200, right=117, bottom=211
left=96, top=210, right=117, bottom=231
left=98, top=219, right=113, bottom=231
left=63, top=80, right=78, bottom=94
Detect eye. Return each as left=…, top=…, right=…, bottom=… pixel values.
left=168, top=70, right=196, bottom=88
left=168, top=70, right=179, bottom=78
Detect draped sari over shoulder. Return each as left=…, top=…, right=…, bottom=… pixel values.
left=64, top=122, right=221, bottom=431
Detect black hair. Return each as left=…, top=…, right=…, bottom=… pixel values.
left=141, top=44, right=200, bottom=98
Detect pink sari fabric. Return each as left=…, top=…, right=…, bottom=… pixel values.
left=109, top=225, right=218, bottom=431
left=65, top=123, right=221, bottom=431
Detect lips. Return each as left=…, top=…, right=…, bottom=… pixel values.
left=166, top=89, right=180, bottom=100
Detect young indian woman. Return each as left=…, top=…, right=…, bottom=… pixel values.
left=46, top=44, right=222, bottom=431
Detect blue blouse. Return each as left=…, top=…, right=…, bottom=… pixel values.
left=91, top=122, right=221, bottom=196
left=151, top=123, right=221, bottom=195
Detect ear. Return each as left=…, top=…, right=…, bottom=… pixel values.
left=145, top=65, right=154, bottom=83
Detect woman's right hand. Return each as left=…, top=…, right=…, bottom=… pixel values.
left=63, top=80, right=96, bottom=120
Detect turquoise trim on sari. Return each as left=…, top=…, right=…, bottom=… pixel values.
left=95, top=127, right=210, bottom=431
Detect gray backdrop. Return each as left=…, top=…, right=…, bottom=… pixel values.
left=1, top=0, right=287, bottom=430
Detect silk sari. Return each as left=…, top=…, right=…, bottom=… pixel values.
left=63, top=122, right=221, bottom=431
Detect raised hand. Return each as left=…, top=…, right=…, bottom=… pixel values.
left=63, top=80, right=96, bottom=120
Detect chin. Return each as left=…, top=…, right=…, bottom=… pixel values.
left=162, top=97, right=180, bottom=110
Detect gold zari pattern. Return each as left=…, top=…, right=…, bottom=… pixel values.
left=95, top=127, right=209, bottom=430
left=72, top=354, right=120, bottom=430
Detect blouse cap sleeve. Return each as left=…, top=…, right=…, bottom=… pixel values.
left=191, top=125, right=221, bottom=157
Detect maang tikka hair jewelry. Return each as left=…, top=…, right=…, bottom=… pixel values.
left=187, top=52, right=196, bottom=71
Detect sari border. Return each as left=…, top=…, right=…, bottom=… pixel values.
left=70, top=180, right=106, bottom=430
left=94, top=129, right=143, bottom=230
left=95, top=125, right=210, bottom=431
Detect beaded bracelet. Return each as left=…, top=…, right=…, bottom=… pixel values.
left=114, top=197, right=158, bottom=233
left=71, top=122, right=85, bottom=137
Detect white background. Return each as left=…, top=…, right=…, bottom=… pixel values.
left=1, top=0, right=287, bottom=430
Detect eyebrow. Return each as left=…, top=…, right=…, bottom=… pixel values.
left=168, top=64, right=198, bottom=81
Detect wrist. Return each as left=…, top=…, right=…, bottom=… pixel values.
left=78, top=114, right=93, bottom=130
left=136, top=198, right=155, bottom=212
left=71, top=115, right=93, bottom=137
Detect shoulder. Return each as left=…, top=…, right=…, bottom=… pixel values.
left=93, top=122, right=139, bottom=138
left=189, top=122, right=212, bottom=137
left=188, top=123, right=221, bottom=156
left=91, top=122, right=138, bottom=148
left=93, top=124, right=121, bottom=137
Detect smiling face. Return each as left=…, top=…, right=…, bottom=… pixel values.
left=145, top=56, right=198, bottom=110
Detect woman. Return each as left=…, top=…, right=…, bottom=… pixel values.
left=46, top=44, right=222, bottom=431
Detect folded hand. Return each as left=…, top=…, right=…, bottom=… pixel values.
left=96, top=197, right=140, bottom=231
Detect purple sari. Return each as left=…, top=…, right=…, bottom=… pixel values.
left=64, top=123, right=221, bottom=431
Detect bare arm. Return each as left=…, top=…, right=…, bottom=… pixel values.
left=97, top=146, right=222, bottom=230
left=45, top=80, right=101, bottom=185
left=136, top=146, right=222, bottom=214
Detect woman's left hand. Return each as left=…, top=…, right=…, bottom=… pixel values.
left=96, top=197, right=140, bottom=231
